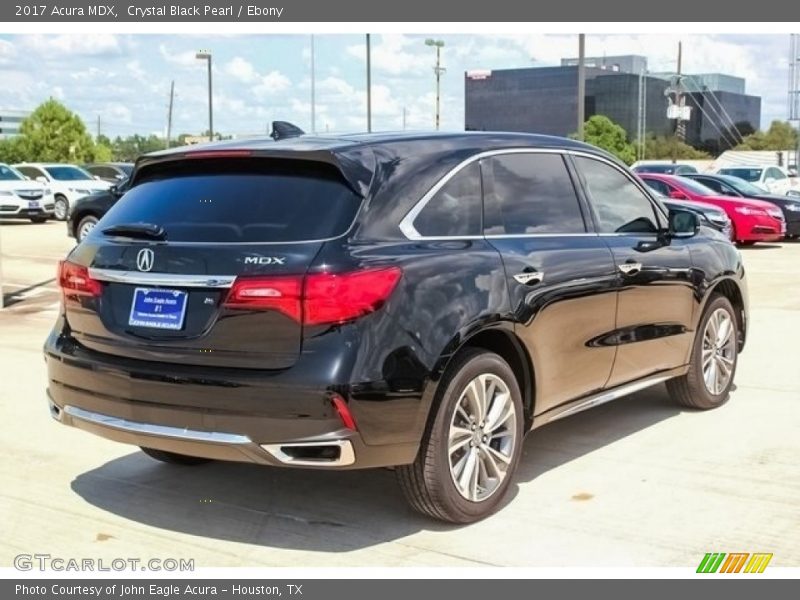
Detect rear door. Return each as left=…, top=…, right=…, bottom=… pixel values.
left=482, top=151, right=618, bottom=414
left=572, top=155, right=695, bottom=387
left=61, top=157, right=362, bottom=370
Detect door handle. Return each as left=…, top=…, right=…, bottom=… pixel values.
left=513, top=271, right=544, bottom=285
left=618, top=262, right=642, bottom=276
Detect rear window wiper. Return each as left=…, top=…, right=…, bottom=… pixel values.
left=102, top=222, right=166, bottom=240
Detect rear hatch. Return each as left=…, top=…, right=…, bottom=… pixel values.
left=59, top=156, right=363, bottom=369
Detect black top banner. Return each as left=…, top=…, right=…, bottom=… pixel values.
left=1, top=0, right=795, bottom=22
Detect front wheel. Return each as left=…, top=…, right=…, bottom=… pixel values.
left=76, top=215, right=98, bottom=242
left=29, top=216, right=48, bottom=223
left=397, top=349, right=524, bottom=523
left=53, top=195, right=69, bottom=221
left=667, top=294, right=738, bottom=410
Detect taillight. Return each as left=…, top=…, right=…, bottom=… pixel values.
left=224, top=267, right=402, bottom=326
left=304, top=267, right=402, bottom=325
left=330, top=393, right=358, bottom=431
left=58, top=260, right=102, bottom=298
left=224, top=275, right=302, bottom=321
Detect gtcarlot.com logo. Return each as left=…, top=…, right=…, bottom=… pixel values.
left=697, top=552, right=773, bottom=573
left=14, top=553, right=194, bottom=572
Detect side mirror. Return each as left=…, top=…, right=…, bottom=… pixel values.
left=35, top=176, right=48, bottom=184
left=668, top=209, right=700, bottom=238
left=93, top=175, right=103, bottom=181
left=668, top=190, right=687, bottom=200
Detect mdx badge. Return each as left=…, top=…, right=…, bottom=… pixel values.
left=136, top=248, right=154, bottom=272
left=245, top=256, right=286, bottom=265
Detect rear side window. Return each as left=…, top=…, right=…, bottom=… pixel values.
left=575, top=156, right=660, bottom=234
left=412, top=162, right=482, bottom=237
left=99, top=158, right=362, bottom=243
left=642, top=178, right=670, bottom=196
left=483, top=153, right=586, bottom=235
left=694, top=177, right=724, bottom=193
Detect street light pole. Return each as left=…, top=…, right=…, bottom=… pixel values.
left=196, top=50, right=213, bottom=141
left=425, top=39, right=446, bottom=130
left=366, top=33, right=372, bottom=132
left=577, top=33, right=586, bottom=141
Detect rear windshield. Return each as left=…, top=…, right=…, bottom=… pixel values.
left=719, top=168, right=762, bottom=182
left=99, top=158, right=362, bottom=243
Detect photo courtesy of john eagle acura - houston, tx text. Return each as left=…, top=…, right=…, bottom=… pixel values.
left=45, top=130, right=747, bottom=523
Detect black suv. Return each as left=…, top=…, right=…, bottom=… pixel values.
left=45, top=133, right=748, bottom=523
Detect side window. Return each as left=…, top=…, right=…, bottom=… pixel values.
left=576, top=156, right=660, bottom=234
left=697, top=178, right=724, bottom=194
left=412, top=162, right=482, bottom=237
left=17, top=166, right=42, bottom=180
left=642, top=178, right=670, bottom=196
left=768, top=167, right=786, bottom=180
left=483, top=153, right=586, bottom=235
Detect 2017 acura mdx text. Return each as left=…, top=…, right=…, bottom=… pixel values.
left=45, top=132, right=748, bottom=523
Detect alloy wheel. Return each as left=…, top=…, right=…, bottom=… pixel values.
left=701, top=308, right=736, bottom=395
left=78, top=220, right=96, bottom=242
left=54, top=198, right=68, bottom=221
left=448, top=373, right=517, bottom=502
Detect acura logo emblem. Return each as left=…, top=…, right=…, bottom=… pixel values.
left=136, top=248, right=154, bottom=272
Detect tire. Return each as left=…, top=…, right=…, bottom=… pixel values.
left=737, top=240, right=756, bottom=247
left=29, top=216, right=48, bottom=223
left=397, top=348, right=524, bottom=523
left=140, top=447, right=212, bottom=465
left=76, top=215, right=99, bottom=242
left=53, top=195, right=69, bottom=221
left=666, top=294, right=738, bottom=410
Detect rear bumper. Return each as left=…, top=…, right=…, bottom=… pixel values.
left=44, top=331, right=420, bottom=469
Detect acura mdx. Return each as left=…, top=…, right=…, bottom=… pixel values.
left=45, top=132, right=748, bottom=523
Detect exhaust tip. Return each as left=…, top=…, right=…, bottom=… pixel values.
left=261, top=440, right=355, bottom=467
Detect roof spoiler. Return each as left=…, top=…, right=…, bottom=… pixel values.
left=270, top=121, right=305, bottom=141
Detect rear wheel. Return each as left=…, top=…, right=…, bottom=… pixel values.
left=397, top=349, right=524, bottom=523
left=53, top=195, right=69, bottom=221
left=140, top=447, right=212, bottom=465
left=667, top=294, right=738, bottom=410
left=76, top=215, right=98, bottom=242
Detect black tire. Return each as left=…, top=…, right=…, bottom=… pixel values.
left=396, top=348, right=524, bottom=523
left=737, top=240, right=756, bottom=247
left=667, top=294, right=738, bottom=410
left=29, top=216, right=48, bottom=223
left=53, top=195, right=69, bottom=221
left=76, top=215, right=99, bottom=242
left=140, top=447, right=212, bottom=465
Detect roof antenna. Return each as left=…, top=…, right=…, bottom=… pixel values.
left=270, top=121, right=306, bottom=141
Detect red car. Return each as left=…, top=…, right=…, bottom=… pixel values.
left=638, top=173, right=786, bottom=245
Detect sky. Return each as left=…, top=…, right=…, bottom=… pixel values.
left=0, top=33, right=794, bottom=139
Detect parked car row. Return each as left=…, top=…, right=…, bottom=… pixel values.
left=636, top=170, right=799, bottom=244
left=634, top=162, right=800, bottom=196
left=0, top=162, right=132, bottom=224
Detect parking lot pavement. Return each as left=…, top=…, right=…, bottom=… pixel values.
left=1, top=222, right=799, bottom=568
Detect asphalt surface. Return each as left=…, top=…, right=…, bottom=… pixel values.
left=1, top=219, right=799, bottom=568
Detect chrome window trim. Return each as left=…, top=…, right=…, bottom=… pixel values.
left=398, top=147, right=664, bottom=241
left=89, top=268, right=236, bottom=288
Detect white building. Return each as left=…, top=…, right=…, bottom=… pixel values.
left=0, top=109, right=30, bottom=139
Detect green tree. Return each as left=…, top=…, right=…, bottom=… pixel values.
left=0, top=136, right=28, bottom=163
left=643, top=134, right=710, bottom=160
left=736, top=120, right=799, bottom=151
left=111, top=134, right=166, bottom=161
left=576, top=115, right=637, bottom=165
left=92, top=142, right=113, bottom=162
left=17, top=98, right=96, bottom=163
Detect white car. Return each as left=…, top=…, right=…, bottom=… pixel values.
left=717, top=165, right=800, bottom=197
left=0, top=163, right=55, bottom=223
left=13, top=163, right=111, bottom=221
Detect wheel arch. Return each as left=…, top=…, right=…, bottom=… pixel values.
left=705, top=276, right=747, bottom=352
left=452, top=325, right=535, bottom=430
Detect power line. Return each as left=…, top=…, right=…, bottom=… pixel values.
left=682, top=74, right=745, bottom=144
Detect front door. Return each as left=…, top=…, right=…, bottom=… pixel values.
left=572, top=155, right=695, bottom=387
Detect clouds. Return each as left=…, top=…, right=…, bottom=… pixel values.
left=0, top=33, right=792, bottom=140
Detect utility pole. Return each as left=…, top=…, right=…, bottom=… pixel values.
left=166, top=80, right=175, bottom=149
left=425, top=39, right=446, bottom=130
left=366, top=34, right=372, bottom=132
left=789, top=34, right=800, bottom=170
left=665, top=41, right=690, bottom=162
left=310, top=35, right=316, bottom=134
left=196, top=50, right=213, bottom=141
left=577, top=33, right=586, bottom=141
left=96, top=115, right=101, bottom=140
left=402, top=106, right=407, bottom=130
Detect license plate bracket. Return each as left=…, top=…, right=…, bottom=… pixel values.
left=128, top=287, right=188, bottom=330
